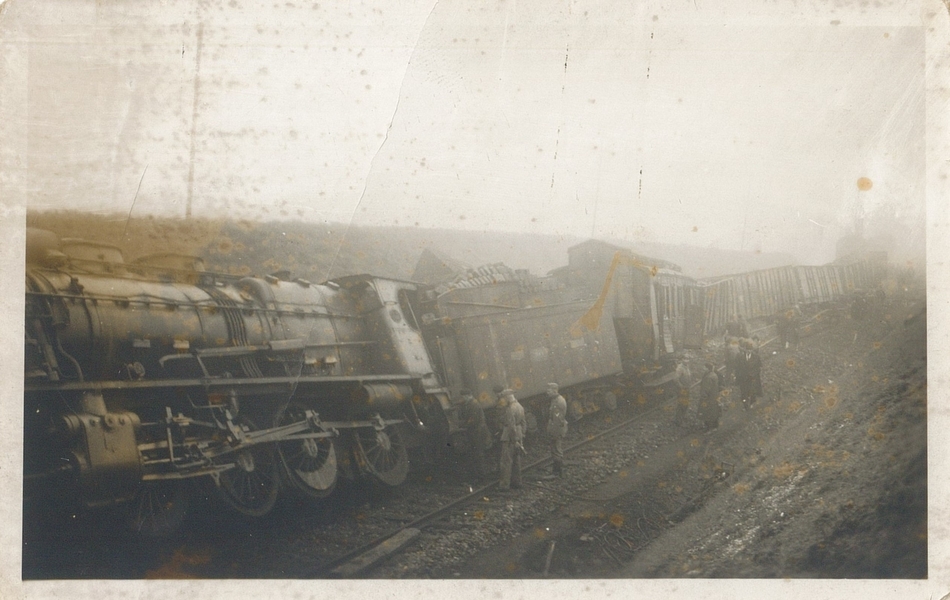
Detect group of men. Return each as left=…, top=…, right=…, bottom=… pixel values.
left=457, top=382, right=568, bottom=492
left=673, top=357, right=726, bottom=432
left=458, top=312, right=773, bottom=488
left=672, top=314, right=766, bottom=431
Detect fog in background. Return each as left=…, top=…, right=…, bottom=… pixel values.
left=1, top=0, right=931, bottom=272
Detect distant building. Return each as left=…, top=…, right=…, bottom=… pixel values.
left=562, top=239, right=680, bottom=289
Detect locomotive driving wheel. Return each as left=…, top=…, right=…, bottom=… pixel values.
left=125, top=480, right=189, bottom=538
left=215, top=416, right=280, bottom=517
left=352, top=423, right=409, bottom=487
left=275, top=401, right=338, bottom=499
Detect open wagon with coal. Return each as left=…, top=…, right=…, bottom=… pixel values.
left=416, top=267, right=625, bottom=431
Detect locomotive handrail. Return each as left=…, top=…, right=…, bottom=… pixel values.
left=157, top=339, right=379, bottom=374
left=189, top=338, right=306, bottom=358
left=25, top=289, right=363, bottom=319
left=189, top=338, right=378, bottom=358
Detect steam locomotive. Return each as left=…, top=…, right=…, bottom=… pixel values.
left=23, top=228, right=622, bottom=535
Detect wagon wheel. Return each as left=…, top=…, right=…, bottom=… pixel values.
left=352, top=424, right=409, bottom=487
left=215, top=416, right=280, bottom=517
left=275, top=401, right=338, bottom=499
left=125, top=480, right=189, bottom=537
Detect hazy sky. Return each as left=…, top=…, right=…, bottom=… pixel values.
left=1, top=0, right=932, bottom=264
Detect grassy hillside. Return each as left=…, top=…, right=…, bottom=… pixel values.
left=25, top=211, right=801, bottom=282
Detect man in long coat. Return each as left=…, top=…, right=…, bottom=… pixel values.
left=545, top=383, right=568, bottom=478
left=672, top=356, right=692, bottom=426
left=498, top=389, right=526, bottom=491
left=723, top=336, right=741, bottom=385
left=698, top=363, right=723, bottom=431
left=459, top=389, right=492, bottom=478
left=735, top=340, right=763, bottom=408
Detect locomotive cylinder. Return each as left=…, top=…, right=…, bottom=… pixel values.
left=352, top=383, right=414, bottom=411
left=59, top=393, right=143, bottom=508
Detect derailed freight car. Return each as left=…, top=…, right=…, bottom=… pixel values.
left=698, top=256, right=887, bottom=337
left=554, top=240, right=704, bottom=371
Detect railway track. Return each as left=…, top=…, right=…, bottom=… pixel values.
left=316, top=402, right=669, bottom=577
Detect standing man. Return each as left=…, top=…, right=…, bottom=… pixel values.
left=725, top=315, right=741, bottom=341
left=790, top=305, right=802, bottom=348
left=775, top=309, right=790, bottom=350
left=545, top=383, right=568, bottom=478
left=673, top=355, right=692, bottom=426
left=736, top=340, right=763, bottom=409
left=698, top=363, right=722, bottom=431
left=498, top=389, right=526, bottom=491
left=737, top=315, right=750, bottom=339
left=723, top=336, right=741, bottom=385
left=458, top=389, right=492, bottom=479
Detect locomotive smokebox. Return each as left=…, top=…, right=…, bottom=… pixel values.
left=352, top=383, right=414, bottom=412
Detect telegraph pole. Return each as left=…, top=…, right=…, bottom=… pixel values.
left=185, top=22, right=204, bottom=218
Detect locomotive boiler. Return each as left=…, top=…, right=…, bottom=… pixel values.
left=24, top=228, right=455, bottom=535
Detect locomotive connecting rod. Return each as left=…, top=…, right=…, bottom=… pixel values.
left=199, top=413, right=404, bottom=460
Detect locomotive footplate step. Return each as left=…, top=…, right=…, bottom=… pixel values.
left=328, top=528, right=421, bottom=578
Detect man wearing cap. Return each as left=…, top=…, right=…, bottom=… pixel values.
left=698, top=363, right=722, bottom=431
left=459, top=389, right=492, bottom=479
left=545, top=383, right=568, bottom=478
left=497, top=389, right=527, bottom=491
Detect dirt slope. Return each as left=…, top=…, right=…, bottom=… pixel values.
left=619, top=298, right=927, bottom=577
